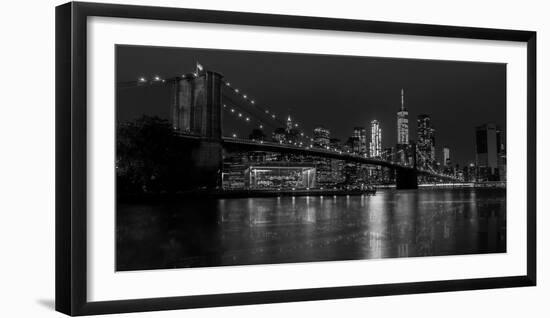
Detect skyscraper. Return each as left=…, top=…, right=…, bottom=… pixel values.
left=286, top=115, right=293, bottom=132
left=443, top=147, right=450, bottom=166
left=397, top=89, right=409, bottom=145
left=353, top=127, right=367, bottom=154
left=370, top=120, right=382, bottom=158
left=417, top=114, right=436, bottom=168
left=313, top=126, right=330, bottom=147
left=475, top=123, right=504, bottom=181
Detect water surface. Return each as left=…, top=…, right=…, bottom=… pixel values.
left=116, top=188, right=506, bottom=271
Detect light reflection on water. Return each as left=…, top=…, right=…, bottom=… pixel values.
left=116, top=189, right=506, bottom=271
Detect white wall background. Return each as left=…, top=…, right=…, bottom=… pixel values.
left=0, top=0, right=547, bottom=317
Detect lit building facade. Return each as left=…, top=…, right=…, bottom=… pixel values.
left=417, top=114, right=436, bottom=168
left=443, top=147, right=450, bottom=166
left=397, top=89, right=409, bottom=146
left=313, top=126, right=330, bottom=148
left=245, top=163, right=316, bottom=189
left=369, top=120, right=382, bottom=158
left=353, top=127, right=368, bottom=154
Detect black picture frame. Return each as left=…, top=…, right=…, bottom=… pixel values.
left=55, top=1, right=537, bottom=316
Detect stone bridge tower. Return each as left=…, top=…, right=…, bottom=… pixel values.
left=172, top=68, right=223, bottom=139
left=171, top=67, right=224, bottom=189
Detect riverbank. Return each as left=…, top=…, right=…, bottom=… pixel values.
left=118, top=183, right=505, bottom=203
left=118, top=188, right=377, bottom=202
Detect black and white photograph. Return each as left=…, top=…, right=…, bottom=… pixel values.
left=115, top=45, right=507, bottom=271
left=1, top=0, right=542, bottom=317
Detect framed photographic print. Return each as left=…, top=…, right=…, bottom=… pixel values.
left=55, top=1, right=536, bottom=316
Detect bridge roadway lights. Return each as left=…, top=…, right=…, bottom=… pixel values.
left=395, top=168, right=418, bottom=190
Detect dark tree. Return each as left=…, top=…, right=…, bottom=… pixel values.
left=116, top=116, right=191, bottom=195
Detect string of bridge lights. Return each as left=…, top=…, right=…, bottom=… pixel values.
left=134, top=74, right=345, bottom=146
left=221, top=79, right=316, bottom=143
left=134, top=75, right=314, bottom=140
left=131, top=75, right=457, bottom=179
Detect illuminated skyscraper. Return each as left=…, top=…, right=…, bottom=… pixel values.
left=417, top=114, right=436, bottom=168
left=353, top=127, right=368, bottom=154
left=313, top=126, right=330, bottom=147
left=443, top=147, right=450, bottom=166
left=370, top=120, right=382, bottom=158
left=397, top=89, right=409, bottom=145
left=286, top=115, right=293, bottom=132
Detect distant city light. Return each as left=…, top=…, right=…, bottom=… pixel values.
left=245, top=117, right=250, bottom=121
left=232, top=133, right=237, bottom=138
left=259, top=125, right=263, bottom=129
left=231, top=108, right=235, bottom=112
left=154, top=75, right=160, bottom=81
left=139, top=77, right=146, bottom=82
left=235, top=89, right=239, bottom=93
left=243, top=94, right=247, bottom=98
left=251, top=100, right=255, bottom=104
left=238, top=113, right=242, bottom=117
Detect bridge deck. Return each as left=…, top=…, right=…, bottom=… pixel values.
left=173, top=132, right=459, bottom=181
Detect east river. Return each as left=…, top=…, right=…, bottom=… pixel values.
left=116, top=188, right=506, bottom=271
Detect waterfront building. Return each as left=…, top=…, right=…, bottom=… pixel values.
left=369, top=120, right=382, bottom=158
left=245, top=162, right=316, bottom=189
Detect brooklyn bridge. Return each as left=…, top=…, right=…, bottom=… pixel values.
left=118, top=65, right=461, bottom=192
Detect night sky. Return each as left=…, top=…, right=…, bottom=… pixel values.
left=116, top=45, right=506, bottom=166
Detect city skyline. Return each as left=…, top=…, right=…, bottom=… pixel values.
left=115, top=45, right=507, bottom=272
left=117, top=45, right=506, bottom=166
